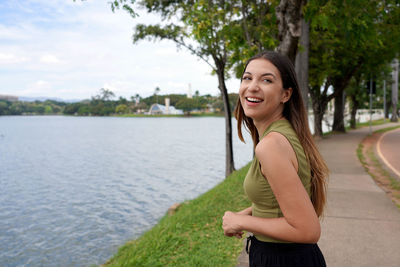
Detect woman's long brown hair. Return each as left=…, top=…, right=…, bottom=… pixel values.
left=234, top=51, right=329, bottom=217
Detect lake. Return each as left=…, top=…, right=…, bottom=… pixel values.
left=0, top=116, right=253, bottom=266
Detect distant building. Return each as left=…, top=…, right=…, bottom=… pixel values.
left=187, top=83, right=192, bottom=99
left=148, top=104, right=183, bottom=115
left=0, top=94, right=18, bottom=102
left=148, top=98, right=183, bottom=115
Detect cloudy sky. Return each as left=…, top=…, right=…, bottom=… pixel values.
left=0, top=0, right=239, bottom=100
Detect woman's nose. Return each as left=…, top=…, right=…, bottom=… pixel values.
left=247, top=80, right=259, bottom=92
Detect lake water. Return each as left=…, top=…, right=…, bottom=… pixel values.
left=0, top=116, right=254, bottom=267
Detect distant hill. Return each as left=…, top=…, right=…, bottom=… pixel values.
left=18, top=96, right=82, bottom=103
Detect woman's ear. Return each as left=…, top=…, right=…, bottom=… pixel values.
left=281, top=87, right=293, bottom=103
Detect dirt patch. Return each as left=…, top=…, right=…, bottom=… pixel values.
left=359, top=132, right=400, bottom=208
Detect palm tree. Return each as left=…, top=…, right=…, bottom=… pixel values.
left=154, top=87, right=160, bottom=104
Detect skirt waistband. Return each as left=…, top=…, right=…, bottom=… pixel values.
left=246, top=235, right=317, bottom=255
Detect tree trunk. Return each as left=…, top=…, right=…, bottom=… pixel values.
left=275, top=0, right=304, bottom=63
left=385, top=96, right=391, bottom=119
left=332, top=89, right=346, bottom=132
left=313, top=105, right=324, bottom=137
left=216, top=67, right=235, bottom=177
left=391, top=58, right=399, bottom=122
left=295, top=18, right=310, bottom=113
left=310, top=90, right=329, bottom=137
left=331, top=68, right=360, bottom=132
left=350, top=94, right=359, bottom=129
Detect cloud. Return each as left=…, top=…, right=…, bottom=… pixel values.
left=0, top=53, right=29, bottom=64
left=40, top=54, right=62, bottom=64
left=17, top=80, right=53, bottom=96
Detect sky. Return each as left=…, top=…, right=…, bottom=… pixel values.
left=0, top=0, right=239, bottom=101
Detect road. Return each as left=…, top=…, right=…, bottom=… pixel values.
left=377, top=127, right=400, bottom=179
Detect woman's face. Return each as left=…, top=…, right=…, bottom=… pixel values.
left=239, top=58, right=290, bottom=122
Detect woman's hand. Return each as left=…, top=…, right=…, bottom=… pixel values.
left=236, top=206, right=252, bottom=216
left=222, top=211, right=244, bottom=238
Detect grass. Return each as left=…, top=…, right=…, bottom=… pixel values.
left=348, top=118, right=389, bottom=129
left=357, top=125, right=400, bottom=209
left=322, top=118, right=390, bottom=137
left=103, top=164, right=251, bottom=267
left=374, top=125, right=400, bottom=134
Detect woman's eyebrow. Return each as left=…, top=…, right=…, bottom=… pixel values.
left=243, top=71, right=276, bottom=79
left=261, top=72, right=276, bottom=79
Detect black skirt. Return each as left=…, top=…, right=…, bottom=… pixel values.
left=247, top=236, right=326, bottom=267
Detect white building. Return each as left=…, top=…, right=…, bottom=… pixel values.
left=148, top=98, right=183, bottom=115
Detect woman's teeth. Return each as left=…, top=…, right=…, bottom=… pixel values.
left=246, top=97, right=262, bottom=103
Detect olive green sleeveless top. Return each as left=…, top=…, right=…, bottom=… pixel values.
left=243, top=119, right=311, bottom=243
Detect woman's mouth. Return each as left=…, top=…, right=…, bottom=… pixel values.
left=245, top=97, right=263, bottom=103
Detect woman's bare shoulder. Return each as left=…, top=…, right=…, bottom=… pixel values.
left=255, top=131, right=292, bottom=159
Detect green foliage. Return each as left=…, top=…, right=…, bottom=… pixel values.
left=104, top=163, right=251, bottom=267
left=175, top=98, right=203, bottom=112
left=306, top=0, right=400, bottom=135
left=115, top=104, right=128, bottom=114
left=0, top=99, right=66, bottom=115
left=109, top=0, right=137, bottom=17
left=228, top=0, right=279, bottom=77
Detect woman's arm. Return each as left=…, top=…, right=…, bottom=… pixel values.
left=223, top=132, right=321, bottom=243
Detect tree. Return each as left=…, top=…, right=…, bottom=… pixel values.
left=0, top=101, right=9, bottom=115
left=307, top=0, right=400, bottom=136
left=154, top=87, right=160, bottom=104
left=126, top=0, right=241, bottom=176
left=175, top=98, right=198, bottom=114
left=95, top=88, right=115, bottom=101
left=78, top=105, right=90, bottom=115
left=116, top=104, right=128, bottom=114
left=118, top=96, right=128, bottom=105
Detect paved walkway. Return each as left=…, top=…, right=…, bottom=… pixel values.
left=236, top=122, right=400, bottom=267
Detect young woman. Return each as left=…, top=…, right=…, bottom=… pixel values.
left=222, top=51, right=328, bottom=266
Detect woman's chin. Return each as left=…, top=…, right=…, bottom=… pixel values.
left=243, top=110, right=259, bottom=120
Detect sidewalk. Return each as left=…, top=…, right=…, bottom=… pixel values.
left=236, top=122, right=400, bottom=267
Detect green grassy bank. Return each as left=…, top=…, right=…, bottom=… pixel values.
left=103, top=164, right=251, bottom=267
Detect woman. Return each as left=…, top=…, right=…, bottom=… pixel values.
left=222, top=51, right=328, bottom=267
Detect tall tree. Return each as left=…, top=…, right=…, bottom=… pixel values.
left=127, top=0, right=239, bottom=176
left=98, top=88, right=115, bottom=101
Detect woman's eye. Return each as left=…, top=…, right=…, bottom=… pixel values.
left=263, top=79, right=272, bottom=83
left=242, top=76, right=251, bottom=80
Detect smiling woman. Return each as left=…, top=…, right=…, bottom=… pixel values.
left=223, top=51, right=329, bottom=267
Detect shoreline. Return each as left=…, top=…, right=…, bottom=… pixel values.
left=102, top=164, right=251, bottom=267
